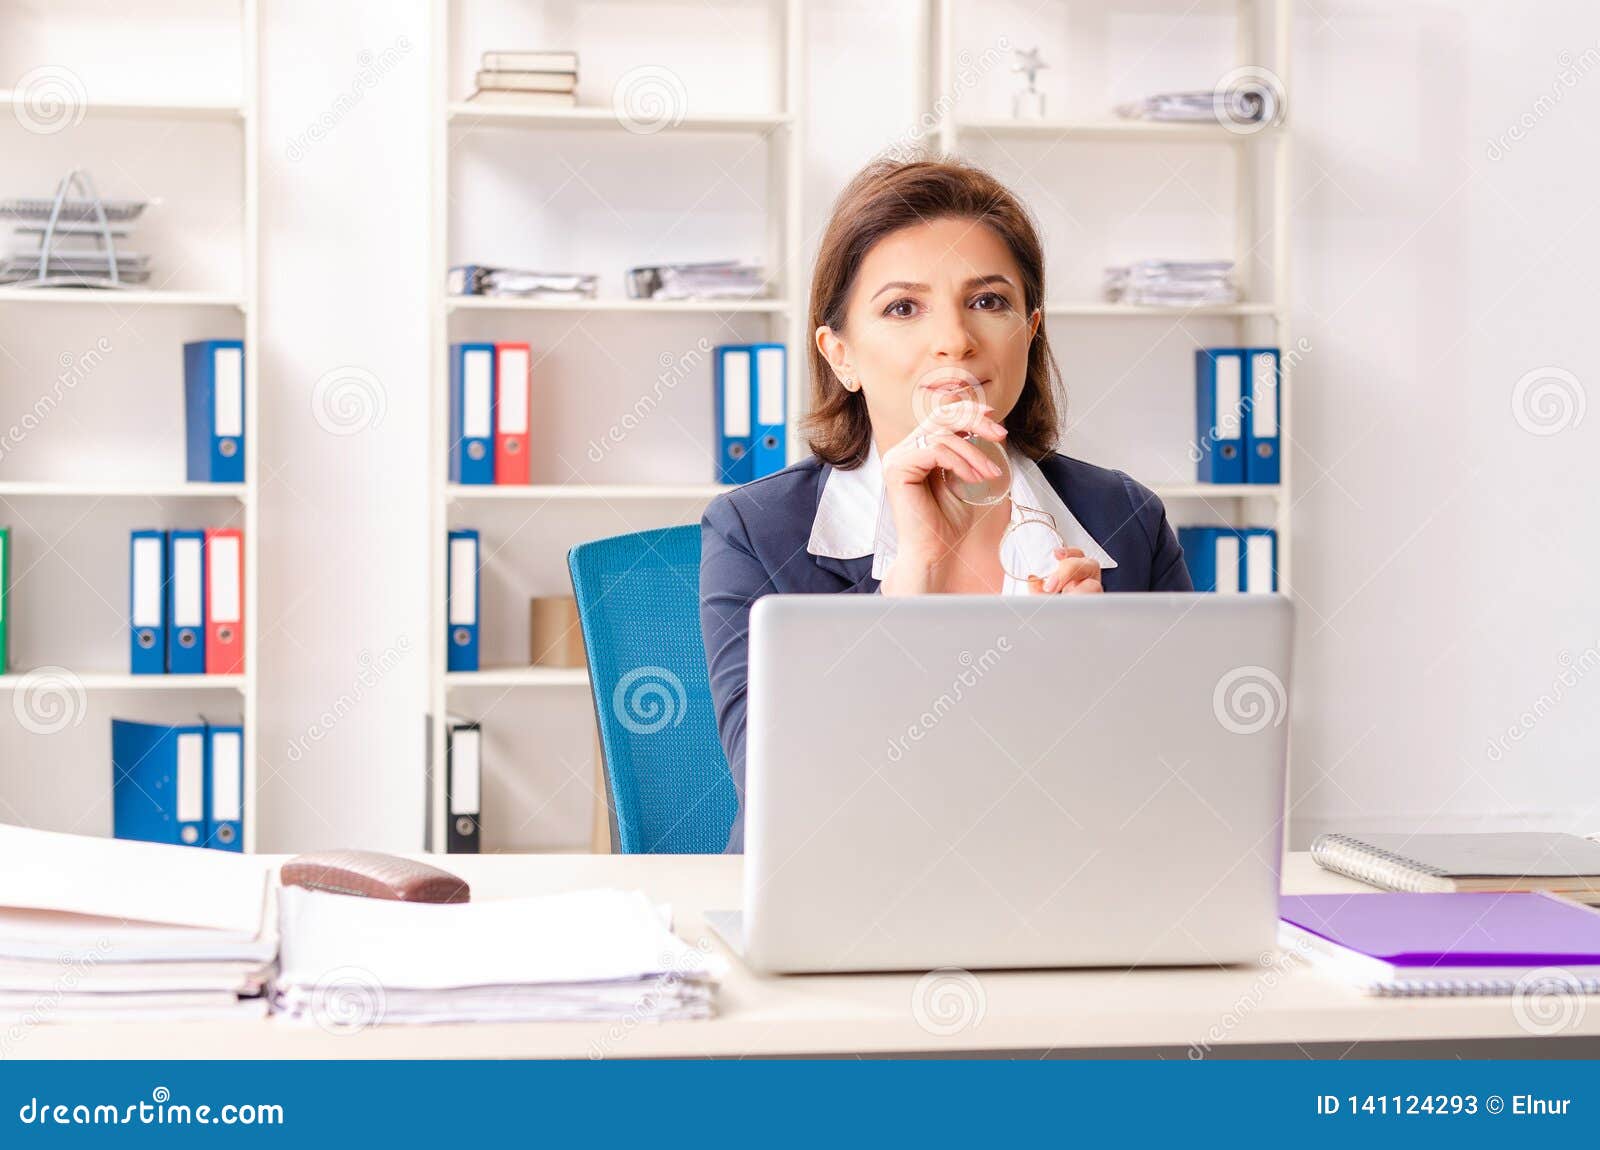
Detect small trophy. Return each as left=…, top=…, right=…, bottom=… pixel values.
left=1011, top=46, right=1048, bottom=120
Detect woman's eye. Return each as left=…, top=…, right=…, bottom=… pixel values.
left=972, top=292, right=1010, bottom=311
left=884, top=298, right=918, bottom=318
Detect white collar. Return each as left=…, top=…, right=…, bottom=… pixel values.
left=806, top=442, right=1119, bottom=594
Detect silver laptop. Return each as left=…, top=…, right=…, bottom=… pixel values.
left=707, top=593, right=1293, bottom=974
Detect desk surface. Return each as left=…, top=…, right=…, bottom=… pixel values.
left=12, top=854, right=1595, bottom=1059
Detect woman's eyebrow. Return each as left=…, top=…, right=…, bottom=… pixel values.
left=870, top=274, right=1015, bottom=301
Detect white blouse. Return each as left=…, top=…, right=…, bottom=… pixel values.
left=805, top=442, right=1119, bottom=594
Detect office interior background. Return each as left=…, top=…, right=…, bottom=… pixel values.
left=0, top=0, right=1594, bottom=856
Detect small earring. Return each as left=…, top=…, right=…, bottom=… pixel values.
left=842, top=376, right=858, bottom=392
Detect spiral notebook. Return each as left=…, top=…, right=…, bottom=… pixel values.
left=1281, top=892, right=1600, bottom=996
left=1310, top=831, right=1600, bottom=903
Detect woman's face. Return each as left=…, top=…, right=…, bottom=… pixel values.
left=817, top=215, right=1041, bottom=453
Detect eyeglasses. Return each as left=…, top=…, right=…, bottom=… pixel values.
left=923, top=380, right=1066, bottom=588
left=941, top=452, right=1066, bottom=585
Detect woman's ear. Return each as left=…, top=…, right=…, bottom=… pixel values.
left=1027, top=307, right=1042, bottom=342
left=815, top=325, right=857, bottom=391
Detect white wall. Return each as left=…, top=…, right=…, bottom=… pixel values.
left=5, top=0, right=1597, bottom=851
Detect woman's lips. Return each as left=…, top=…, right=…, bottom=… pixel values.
left=921, top=378, right=989, bottom=392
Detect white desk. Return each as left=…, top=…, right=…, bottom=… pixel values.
left=12, top=853, right=1598, bottom=1059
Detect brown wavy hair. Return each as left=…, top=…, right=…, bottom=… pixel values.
left=802, top=156, right=1063, bottom=469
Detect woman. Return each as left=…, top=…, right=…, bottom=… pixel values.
left=701, top=157, right=1193, bottom=852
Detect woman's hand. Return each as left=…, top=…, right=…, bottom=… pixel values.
left=1027, top=546, right=1103, bottom=595
left=878, top=399, right=1008, bottom=596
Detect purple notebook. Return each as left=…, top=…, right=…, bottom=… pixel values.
left=1280, top=892, right=1600, bottom=968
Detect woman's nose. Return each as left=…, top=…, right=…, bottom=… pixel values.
left=928, top=303, right=977, bottom=359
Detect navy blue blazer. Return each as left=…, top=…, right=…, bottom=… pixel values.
left=699, top=453, right=1194, bottom=853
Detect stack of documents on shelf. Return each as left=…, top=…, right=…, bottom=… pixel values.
left=1281, top=892, right=1600, bottom=997
left=626, top=260, right=768, bottom=302
left=467, top=49, right=577, bottom=108
left=1311, top=831, right=1600, bottom=905
left=0, top=824, right=275, bottom=1021
left=1115, top=85, right=1280, bottom=126
left=448, top=264, right=598, bottom=299
left=276, top=885, right=723, bottom=1025
left=0, top=192, right=152, bottom=287
left=1103, top=259, right=1237, bottom=307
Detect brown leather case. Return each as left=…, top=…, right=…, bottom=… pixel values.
left=280, top=850, right=471, bottom=903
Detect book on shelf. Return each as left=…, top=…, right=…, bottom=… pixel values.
left=465, top=89, right=578, bottom=109
left=481, top=50, right=577, bottom=74
left=474, top=70, right=576, bottom=94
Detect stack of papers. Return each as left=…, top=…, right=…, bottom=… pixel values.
left=447, top=263, right=598, bottom=299
left=626, top=260, right=768, bottom=302
left=0, top=825, right=275, bottom=1021
left=1115, top=85, right=1280, bottom=127
left=1103, top=259, right=1238, bottom=307
left=275, top=886, right=723, bottom=1026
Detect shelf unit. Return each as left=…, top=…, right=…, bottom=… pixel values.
left=927, top=0, right=1294, bottom=591
left=0, top=0, right=261, bottom=851
left=426, top=0, right=806, bottom=853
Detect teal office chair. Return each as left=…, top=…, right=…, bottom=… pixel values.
left=568, top=525, right=737, bottom=854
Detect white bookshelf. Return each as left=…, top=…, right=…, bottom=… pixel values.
left=427, top=0, right=806, bottom=853
left=0, top=0, right=261, bottom=851
left=928, top=0, right=1295, bottom=591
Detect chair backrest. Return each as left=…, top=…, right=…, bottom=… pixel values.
left=567, top=525, right=736, bottom=854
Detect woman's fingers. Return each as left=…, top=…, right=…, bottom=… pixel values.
left=1043, top=556, right=1101, bottom=593
left=925, top=400, right=1007, bottom=443
left=930, top=440, right=986, bottom=484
